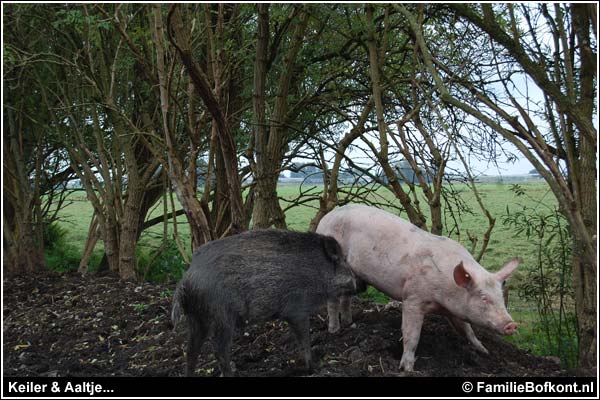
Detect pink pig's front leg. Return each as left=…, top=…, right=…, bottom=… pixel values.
left=399, top=300, right=425, bottom=372
left=447, top=315, right=489, bottom=355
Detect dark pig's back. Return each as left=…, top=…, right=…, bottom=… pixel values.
left=185, top=230, right=335, bottom=320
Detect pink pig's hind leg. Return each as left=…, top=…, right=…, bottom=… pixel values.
left=447, top=315, right=489, bottom=355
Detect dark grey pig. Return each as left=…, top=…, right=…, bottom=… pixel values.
left=171, top=229, right=356, bottom=377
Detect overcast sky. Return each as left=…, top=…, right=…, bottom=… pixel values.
left=450, top=151, right=534, bottom=176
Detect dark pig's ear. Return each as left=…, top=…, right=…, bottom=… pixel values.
left=322, top=236, right=341, bottom=263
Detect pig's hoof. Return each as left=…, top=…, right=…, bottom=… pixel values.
left=328, top=325, right=341, bottom=334
left=399, top=358, right=415, bottom=372
left=475, top=345, right=489, bottom=355
left=350, top=323, right=357, bottom=329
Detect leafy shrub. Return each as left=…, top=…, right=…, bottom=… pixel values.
left=43, top=222, right=68, bottom=250
left=359, top=286, right=389, bottom=304
left=503, top=184, right=578, bottom=368
left=137, top=240, right=188, bottom=284
left=43, top=222, right=81, bottom=272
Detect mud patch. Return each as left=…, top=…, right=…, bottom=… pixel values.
left=2, top=272, right=586, bottom=377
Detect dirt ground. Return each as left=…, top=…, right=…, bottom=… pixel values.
left=2, top=271, right=591, bottom=377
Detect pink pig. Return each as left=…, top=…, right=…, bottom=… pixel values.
left=316, top=204, right=520, bottom=371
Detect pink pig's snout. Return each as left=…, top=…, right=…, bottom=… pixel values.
left=503, top=322, right=518, bottom=335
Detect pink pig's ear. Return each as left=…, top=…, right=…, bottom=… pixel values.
left=496, top=258, right=521, bottom=281
left=453, top=261, right=472, bottom=288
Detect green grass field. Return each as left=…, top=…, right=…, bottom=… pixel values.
left=52, top=180, right=576, bottom=365
left=58, top=181, right=555, bottom=276
left=57, top=181, right=556, bottom=293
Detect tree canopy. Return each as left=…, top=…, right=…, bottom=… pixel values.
left=2, top=3, right=596, bottom=368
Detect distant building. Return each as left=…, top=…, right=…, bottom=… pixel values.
left=475, top=174, right=544, bottom=183
left=528, top=169, right=542, bottom=177
left=378, top=160, right=434, bottom=184
left=285, top=163, right=363, bottom=185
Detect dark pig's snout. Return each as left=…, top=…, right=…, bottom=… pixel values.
left=333, top=265, right=357, bottom=294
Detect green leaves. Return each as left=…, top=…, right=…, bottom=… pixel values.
left=52, top=8, right=112, bottom=32
left=52, top=9, right=84, bottom=31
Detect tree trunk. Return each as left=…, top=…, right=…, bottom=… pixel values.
left=366, top=5, right=426, bottom=229
left=79, top=213, right=100, bottom=273
left=308, top=101, right=374, bottom=232
left=167, top=4, right=246, bottom=234
left=570, top=3, right=597, bottom=368
left=572, top=239, right=597, bottom=368
left=3, top=137, right=46, bottom=276
left=173, top=175, right=212, bottom=251
left=252, top=6, right=308, bottom=229
left=571, top=93, right=597, bottom=368
left=213, top=138, right=234, bottom=237
left=250, top=3, right=274, bottom=229
left=154, top=5, right=213, bottom=251
left=2, top=201, right=45, bottom=276
left=102, top=214, right=120, bottom=274
left=118, top=187, right=144, bottom=280
left=253, top=174, right=287, bottom=229
left=401, top=3, right=597, bottom=367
